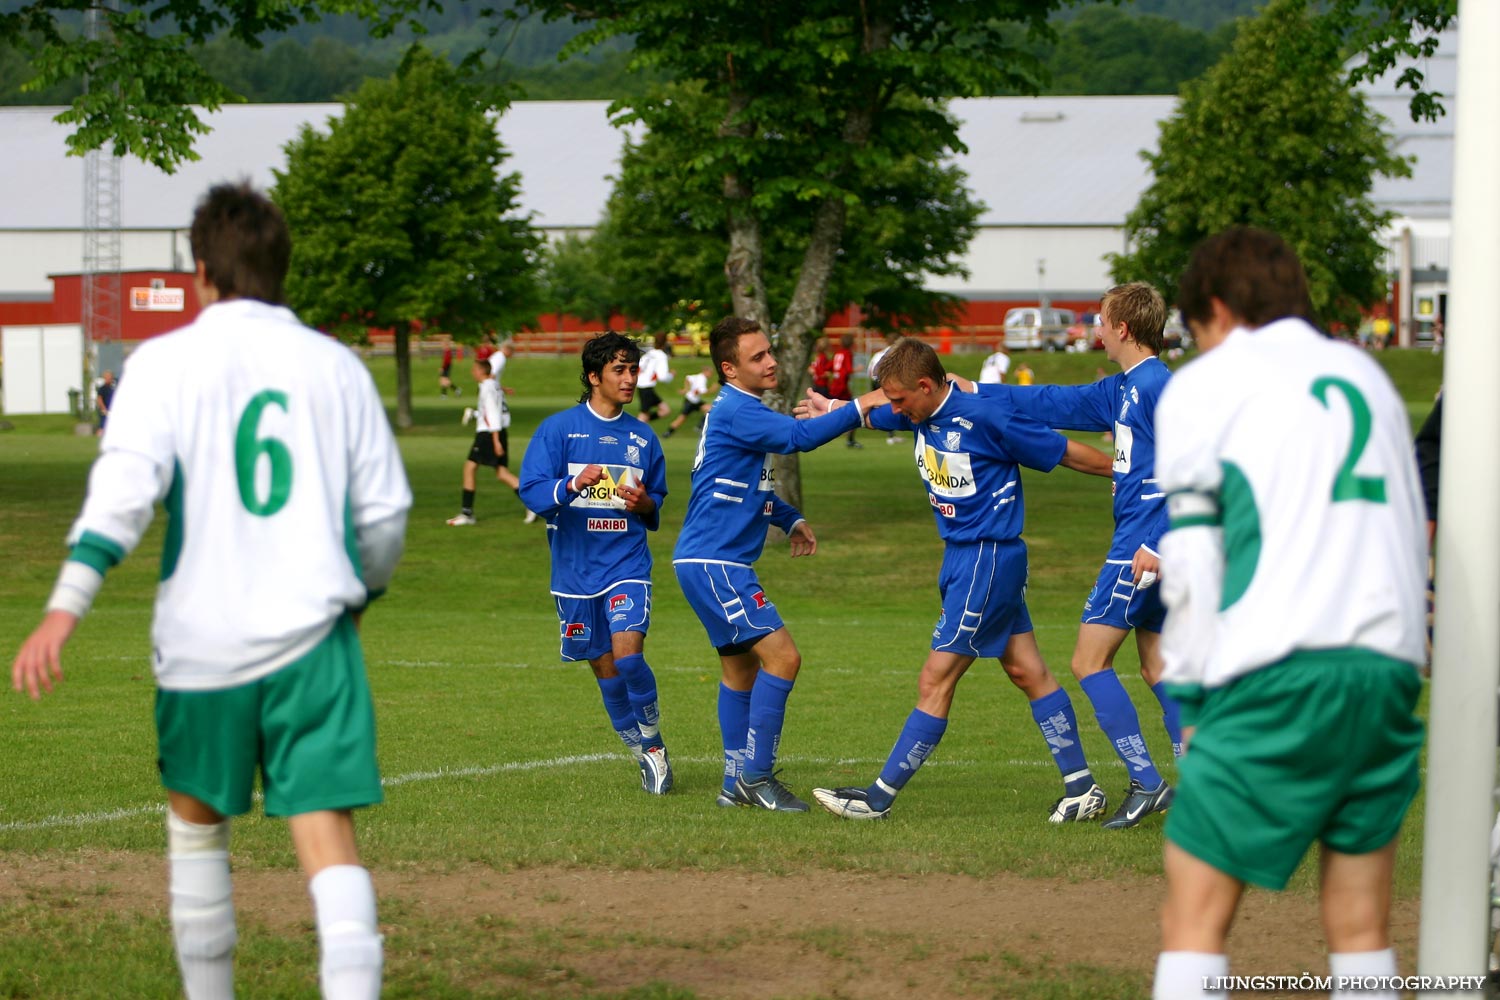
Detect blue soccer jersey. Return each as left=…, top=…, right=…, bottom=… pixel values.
left=673, top=383, right=862, bottom=566
left=981, top=356, right=1170, bottom=560
left=868, top=387, right=1066, bottom=544
left=519, top=401, right=668, bottom=597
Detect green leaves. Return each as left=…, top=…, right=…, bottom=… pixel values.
left=1111, top=0, right=1413, bottom=333
left=273, top=46, right=542, bottom=425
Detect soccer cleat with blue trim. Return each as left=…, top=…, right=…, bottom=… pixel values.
left=639, top=745, right=673, bottom=795
left=733, top=772, right=810, bottom=812
left=1047, top=782, right=1107, bottom=824
left=1101, top=779, right=1173, bottom=829
left=812, top=786, right=891, bottom=821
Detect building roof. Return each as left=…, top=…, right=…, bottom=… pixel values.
left=0, top=29, right=1457, bottom=232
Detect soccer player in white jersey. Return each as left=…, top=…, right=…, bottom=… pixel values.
left=635, top=332, right=675, bottom=422
left=447, top=357, right=529, bottom=525
left=664, top=365, right=715, bottom=438
left=518, top=332, right=674, bottom=795
left=1151, top=228, right=1426, bottom=1000
left=978, top=345, right=1010, bottom=384
left=10, top=182, right=412, bottom=1000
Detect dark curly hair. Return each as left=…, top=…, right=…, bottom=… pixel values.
left=579, top=331, right=643, bottom=402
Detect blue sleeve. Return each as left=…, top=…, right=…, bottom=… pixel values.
left=867, top=404, right=912, bottom=433
left=981, top=380, right=1115, bottom=432
left=639, top=437, right=667, bottom=532
left=518, top=420, right=574, bottom=514
left=769, top=493, right=804, bottom=534
left=730, top=401, right=862, bottom=454
left=993, top=408, right=1069, bottom=473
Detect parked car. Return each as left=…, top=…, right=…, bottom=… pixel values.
left=1004, top=306, right=1076, bottom=351
left=1066, top=311, right=1104, bottom=351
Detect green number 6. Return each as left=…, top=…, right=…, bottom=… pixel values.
left=235, top=390, right=294, bottom=516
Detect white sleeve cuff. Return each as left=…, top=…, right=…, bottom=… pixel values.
left=46, top=561, right=105, bottom=619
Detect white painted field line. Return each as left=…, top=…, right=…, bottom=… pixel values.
left=0, top=750, right=1164, bottom=833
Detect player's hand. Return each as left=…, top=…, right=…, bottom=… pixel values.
left=788, top=521, right=817, bottom=558
left=616, top=481, right=655, bottom=515
left=502, top=385, right=517, bottom=395
left=795, top=389, right=832, bottom=419
left=1132, top=546, right=1161, bottom=586
left=572, top=464, right=605, bottom=490
left=12, top=610, right=77, bottom=700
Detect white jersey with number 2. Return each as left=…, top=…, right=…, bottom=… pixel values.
left=1154, top=318, right=1426, bottom=693
left=67, top=299, right=412, bottom=691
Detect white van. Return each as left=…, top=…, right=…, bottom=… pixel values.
left=1003, top=307, right=1075, bottom=351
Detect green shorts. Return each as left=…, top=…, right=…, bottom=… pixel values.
left=155, top=615, right=383, bottom=818
left=1166, top=648, right=1423, bottom=890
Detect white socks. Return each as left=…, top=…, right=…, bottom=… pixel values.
left=168, top=811, right=237, bottom=1000
left=1153, top=949, right=1400, bottom=1000
left=1154, top=951, right=1227, bottom=998
left=1329, top=949, right=1398, bottom=1000
left=309, top=864, right=383, bottom=999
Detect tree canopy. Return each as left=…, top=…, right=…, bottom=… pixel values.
left=273, top=47, right=541, bottom=428
left=1110, top=0, right=1411, bottom=331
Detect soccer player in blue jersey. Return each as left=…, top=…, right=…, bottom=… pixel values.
left=674, top=315, right=884, bottom=812
left=519, top=332, right=674, bottom=795
left=805, top=337, right=1115, bottom=822
left=966, top=282, right=1183, bottom=829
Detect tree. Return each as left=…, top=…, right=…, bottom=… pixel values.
left=583, top=84, right=980, bottom=338
left=1044, top=7, right=1236, bottom=95
left=273, top=47, right=542, bottom=429
left=1109, top=0, right=1412, bottom=331
left=514, top=0, right=1059, bottom=509
left=0, top=0, right=427, bottom=171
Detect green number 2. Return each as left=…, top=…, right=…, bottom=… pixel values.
left=235, top=390, right=294, bottom=516
left=1309, top=377, right=1386, bottom=504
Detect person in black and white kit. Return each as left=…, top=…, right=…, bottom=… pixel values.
left=448, top=358, right=532, bottom=525
left=636, top=332, right=674, bottom=421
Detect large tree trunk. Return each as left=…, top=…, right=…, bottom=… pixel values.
left=394, top=324, right=413, bottom=430
left=720, top=88, right=771, bottom=326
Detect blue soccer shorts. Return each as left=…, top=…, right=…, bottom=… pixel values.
left=931, top=539, right=1032, bottom=658
left=1081, top=560, right=1165, bottom=633
left=673, top=561, right=786, bottom=651
left=555, top=580, right=652, bottom=662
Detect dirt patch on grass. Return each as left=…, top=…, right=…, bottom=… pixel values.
left=0, top=851, right=1419, bottom=998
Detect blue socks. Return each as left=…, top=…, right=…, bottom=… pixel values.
left=744, top=671, right=795, bottom=779
left=1151, top=681, right=1185, bottom=758
left=1029, top=688, right=1096, bottom=797
left=867, top=709, right=948, bottom=811
left=1080, top=670, right=1163, bottom=789
left=614, top=653, right=662, bottom=749
left=596, top=675, right=640, bottom=755
left=718, top=684, right=751, bottom=793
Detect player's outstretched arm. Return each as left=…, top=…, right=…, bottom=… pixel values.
left=1060, top=439, right=1113, bottom=478
left=12, top=611, right=77, bottom=700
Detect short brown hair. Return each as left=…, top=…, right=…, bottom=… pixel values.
left=709, top=316, right=761, bottom=383
left=872, top=337, right=945, bottom=390
left=189, top=181, right=291, bottom=304
left=1101, top=282, right=1166, bottom=354
left=1178, top=226, right=1315, bottom=329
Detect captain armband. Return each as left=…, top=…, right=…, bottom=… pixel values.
left=46, top=561, right=105, bottom=619
left=1165, top=490, right=1220, bottom=530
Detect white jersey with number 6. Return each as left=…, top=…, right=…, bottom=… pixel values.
left=1154, top=318, right=1426, bottom=692
left=67, top=299, right=412, bottom=691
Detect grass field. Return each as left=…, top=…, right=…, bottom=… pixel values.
left=0, top=345, right=1443, bottom=998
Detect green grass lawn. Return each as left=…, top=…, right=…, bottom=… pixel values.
left=0, top=345, right=1442, bottom=997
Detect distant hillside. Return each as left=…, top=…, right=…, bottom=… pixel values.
left=1, top=0, right=1262, bottom=105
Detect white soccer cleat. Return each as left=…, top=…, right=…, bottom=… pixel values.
left=639, top=745, right=673, bottom=795
left=812, top=786, right=890, bottom=820
left=1047, top=782, right=1107, bottom=823
left=461, top=407, right=475, bottom=425
left=445, top=513, right=476, bottom=526
left=522, top=509, right=539, bottom=525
